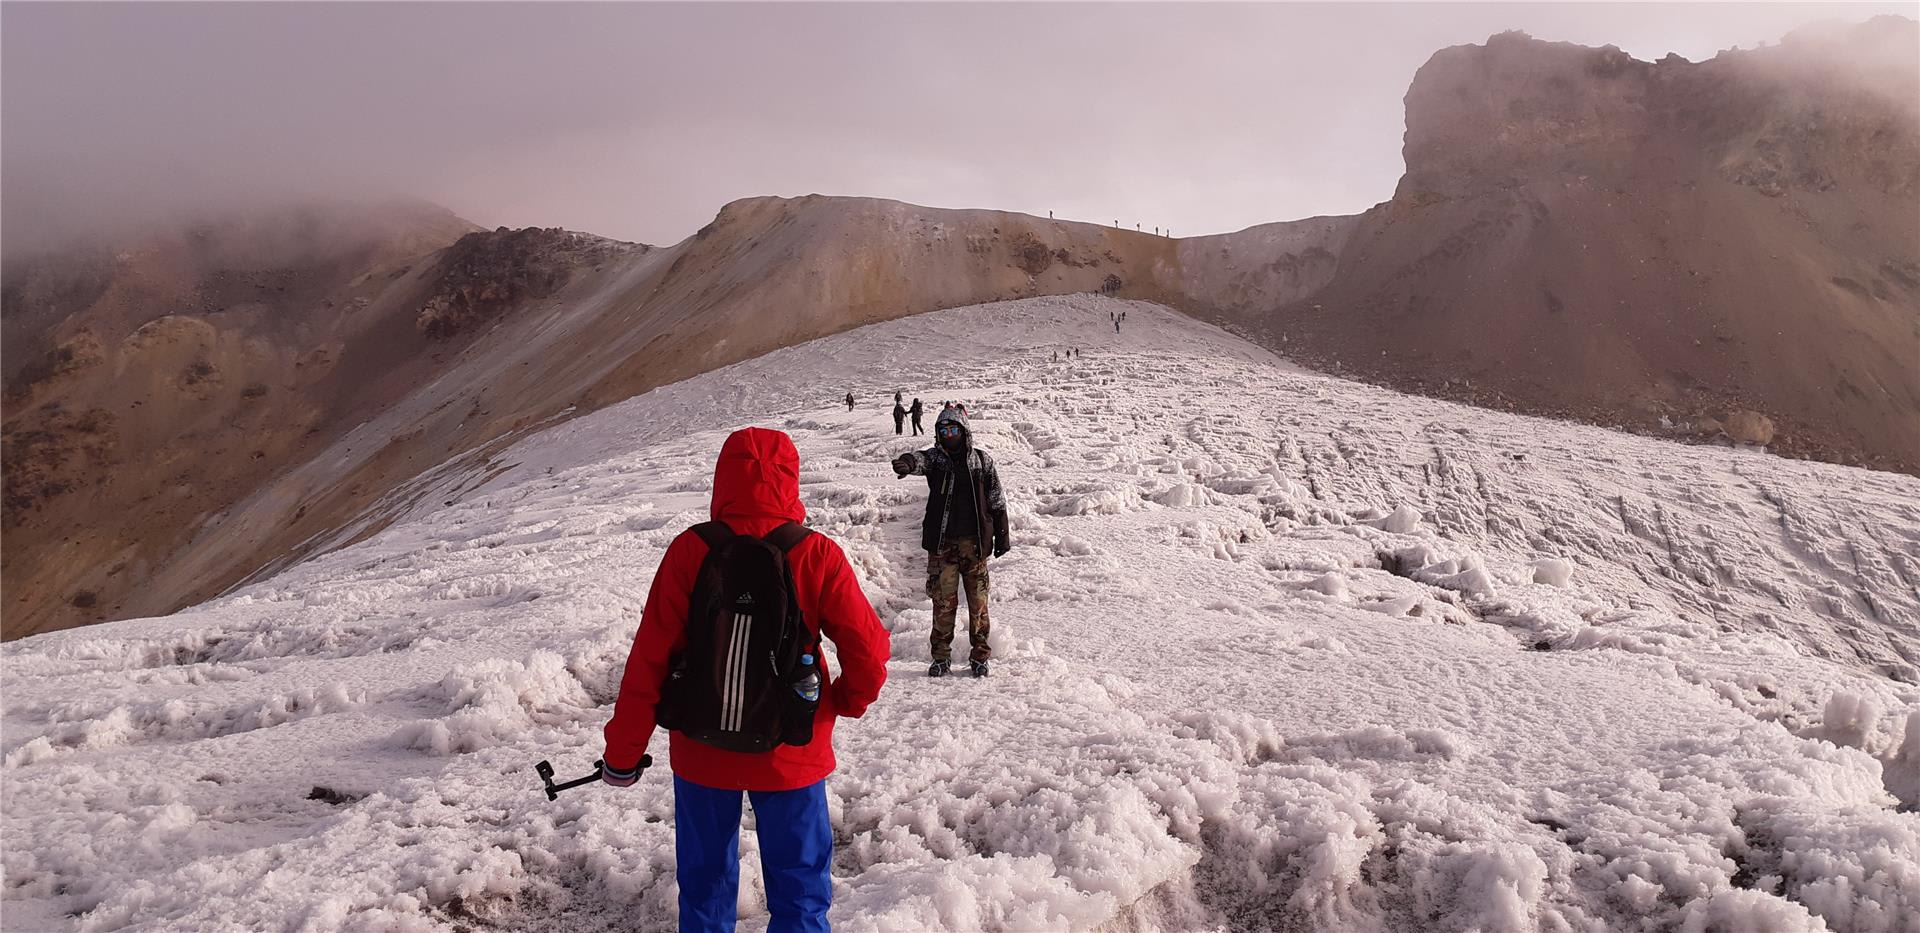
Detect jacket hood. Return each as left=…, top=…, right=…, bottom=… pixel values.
left=935, top=406, right=970, bottom=432
left=711, top=427, right=806, bottom=525
left=935, top=407, right=972, bottom=451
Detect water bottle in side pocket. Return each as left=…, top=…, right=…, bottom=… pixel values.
left=794, top=653, right=821, bottom=702
left=780, top=653, right=822, bottom=746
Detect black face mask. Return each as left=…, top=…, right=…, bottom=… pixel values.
left=938, top=427, right=965, bottom=451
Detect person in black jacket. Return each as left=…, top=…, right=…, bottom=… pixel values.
left=909, top=398, right=925, bottom=435
left=892, top=399, right=907, bottom=435
left=891, top=406, right=1011, bottom=678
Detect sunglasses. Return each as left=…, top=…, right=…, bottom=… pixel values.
left=938, top=424, right=962, bottom=436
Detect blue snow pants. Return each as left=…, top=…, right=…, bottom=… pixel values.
left=674, top=775, right=833, bottom=933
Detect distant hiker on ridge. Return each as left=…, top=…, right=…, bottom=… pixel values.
left=910, top=397, right=925, bottom=435
left=891, top=405, right=1011, bottom=678
left=892, top=398, right=907, bottom=435
left=844, top=392, right=854, bottom=412
left=602, top=427, right=889, bottom=933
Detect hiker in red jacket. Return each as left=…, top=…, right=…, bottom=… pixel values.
left=603, top=427, right=889, bottom=933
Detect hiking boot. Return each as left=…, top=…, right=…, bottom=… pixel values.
left=928, top=659, right=950, bottom=678
left=969, top=659, right=990, bottom=678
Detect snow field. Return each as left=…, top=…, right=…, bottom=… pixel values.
left=4, top=294, right=1918, bottom=931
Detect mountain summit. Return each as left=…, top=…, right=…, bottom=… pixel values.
left=1259, top=21, right=1920, bottom=472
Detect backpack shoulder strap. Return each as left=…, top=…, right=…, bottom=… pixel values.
left=763, top=522, right=813, bottom=554
left=691, top=521, right=734, bottom=549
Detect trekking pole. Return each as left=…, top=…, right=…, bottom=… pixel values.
left=534, top=755, right=651, bottom=800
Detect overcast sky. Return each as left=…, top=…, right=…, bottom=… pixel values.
left=3, top=1, right=1912, bottom=252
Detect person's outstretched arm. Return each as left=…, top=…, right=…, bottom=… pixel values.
left=603, top=531, right=701, bottom=772
left=892, top=449, right=932, bottom=477
left=811, top=538, right=889, bottom=717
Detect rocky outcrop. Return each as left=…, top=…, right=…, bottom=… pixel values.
left=1169, top=215, right=1360, bottom=324
left=1716, top=18, right=1920, bottom=200
left=1271, top=19, right=1920, bottom=473
left=414, top=227, right=641, bottom=340
left=1722, top=410, right=1778, bottom=446
left=1396, top=22, right=1918, bottom=204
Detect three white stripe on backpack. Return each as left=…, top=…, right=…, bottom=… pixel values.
left=722, top=613, right=752, bottom=731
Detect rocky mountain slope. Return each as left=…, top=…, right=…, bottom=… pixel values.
left=0, top=204, right=637, bottom=637
left=1237, top=18, right=1920, bottom=473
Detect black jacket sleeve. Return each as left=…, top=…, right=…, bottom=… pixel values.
left=980, top=452, right=1011, bottom=552
left=896, top=448, right=935, bottom=476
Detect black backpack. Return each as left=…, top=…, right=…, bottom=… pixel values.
left=655, top=521, right=821, bottom=753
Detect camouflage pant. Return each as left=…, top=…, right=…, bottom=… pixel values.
left=927, top=536, right=991, bottom=663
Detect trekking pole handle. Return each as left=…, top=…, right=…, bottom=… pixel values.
left=549, top=761, right=606, bottom=800
left=536, top=755, right=653, bottom=800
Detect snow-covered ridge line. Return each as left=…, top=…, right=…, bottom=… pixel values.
left=4, top=295, right=1917, bottom=932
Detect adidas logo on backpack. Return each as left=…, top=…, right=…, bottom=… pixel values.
left=656, top=521, right=821, bottom=753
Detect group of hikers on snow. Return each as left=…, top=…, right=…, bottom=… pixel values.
left=846, top=391, right=929, bottom=437
left=889, top=391, right=924, bottom=435
left=598, top=401, right=1010, bottom=931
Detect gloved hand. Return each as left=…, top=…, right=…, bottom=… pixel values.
left=601, top=754, right=650, bottom=787
left=891, top=454, right=914, bottom=477
left=992, top=538, right=1010, bottom=558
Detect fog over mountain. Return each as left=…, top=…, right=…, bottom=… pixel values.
left=5, top=2, right=1913, bottom=254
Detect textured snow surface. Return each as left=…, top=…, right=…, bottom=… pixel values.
left=5, top=295, right=1919, bottom=932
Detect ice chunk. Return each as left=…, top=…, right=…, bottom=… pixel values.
left=1676, top=888, right=1820, bottom=932
left=1308, top=572, right=1348, bottom=599
left=1815, top=691, right=1880, bottom=750
left=1300, top=635, right=1349, bottom=653
left=1435, top=566, right=1497, bottom=598
left=1884, top=712, right=1920, bottom=808
left=1382, top=504, right=1421, bottom=534
left=1153, top=483, right=1211, bottom=508
left=1531, top=558, right=1575, bottom=587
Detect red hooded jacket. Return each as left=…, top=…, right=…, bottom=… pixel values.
left=603, top=427, right=889, bottom=791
